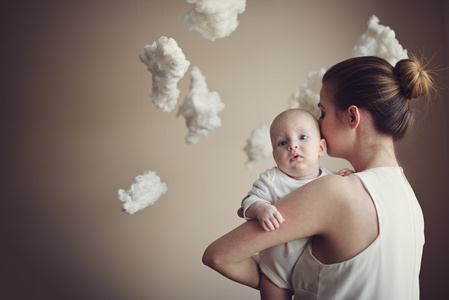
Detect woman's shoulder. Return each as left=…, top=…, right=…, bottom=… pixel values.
left=278, top=173, right=370, bottom=223
left=304, top=173, right=373, bottom=221
left=310, top=172, right=365, bottom=198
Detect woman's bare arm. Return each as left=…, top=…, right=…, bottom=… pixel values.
left=202, top=174, right=351, bottom=288
left=201, top=220, right=263, bottom=289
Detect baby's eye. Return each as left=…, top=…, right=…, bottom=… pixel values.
left=279, top=141, right=287, bottom=146
left=299, top=135, right=308, bottom=140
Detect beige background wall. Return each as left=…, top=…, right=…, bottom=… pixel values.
left=1, top=1, right=448, bottom=299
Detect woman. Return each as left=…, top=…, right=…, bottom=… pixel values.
left=202, top=56, right=434, bottom=299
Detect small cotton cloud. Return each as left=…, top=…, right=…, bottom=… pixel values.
left=183, top=0, right=246, bottom=41
left=352, top=15, right=408, bottom=66
left=177, top=66, right=225, bottom=144
left=243, top=124, right=272, bottom=169
left=118, top=171, right=168, bottom=215
left=288, top=68, right=326, bottom=119
left=139, top=36, right=191, bottom=112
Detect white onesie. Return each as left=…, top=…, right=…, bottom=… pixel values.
left=242, top=166, right=334, bottom=290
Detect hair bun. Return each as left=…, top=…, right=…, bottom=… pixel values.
left=394, top=58, right=433, bottom=100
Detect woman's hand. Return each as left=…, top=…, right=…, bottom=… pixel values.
left=337, top=168, right=354, bottom=176
left=237, top=195, right=250, bottom=218
left=237, top=206, right=244, bottom=218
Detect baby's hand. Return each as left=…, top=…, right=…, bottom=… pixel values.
left=337, top=168, right=354, bottom=176
left=252, top=202, right=285, bottom=231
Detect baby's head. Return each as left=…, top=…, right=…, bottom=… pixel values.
left=270, top=109, right=326, bottom=180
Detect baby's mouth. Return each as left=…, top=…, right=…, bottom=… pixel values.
left=290, top=153, right=302, bottom=162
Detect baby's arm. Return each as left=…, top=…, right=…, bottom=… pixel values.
left=245, top=201, right=285, bottom=231
left=240, top=168, right=285, bottom=231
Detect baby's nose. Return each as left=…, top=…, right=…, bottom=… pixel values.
left=288, top=144, right=298, bottom=151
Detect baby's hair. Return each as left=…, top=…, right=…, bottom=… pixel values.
left=322, top=55, right=434, bottom=140
left=269, top=109, right=321, bottom=145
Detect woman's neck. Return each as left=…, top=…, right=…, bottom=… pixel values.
left=349, top=135, right=399, bottom=172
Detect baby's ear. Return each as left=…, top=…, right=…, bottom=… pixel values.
left=318, top=138, right=326, bottom=157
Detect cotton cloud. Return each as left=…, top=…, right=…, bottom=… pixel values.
left=139, top=36, right=190, bottom=112
left=183, top=0, right=246, bottom=41
left=352, top=15, right=408, bottom=66
left=177, top=66, right=225, bottom=144
left=288, top=68, right=326, bottom=119
left=243, top=124, right=272, bottom=169
left=118, top=171, right=168, bottom=215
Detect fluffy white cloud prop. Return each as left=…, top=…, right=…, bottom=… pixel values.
left=243, top=124, right=272, bottom=169
left=139, top=36, right=190, bottom=112
left=352, top=15, right=408, bottom=66
left=177, top=66, right=225, bottom=144
left=118, top=171, right=168, bottom=215
left=288, top=68, right=326, bottom=119
left=183, top=0, right=246, bottom=41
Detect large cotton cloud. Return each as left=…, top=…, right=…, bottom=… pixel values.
left=243, top=124, right=272, bottom=169
left=177, top=66, right=225, bottom=144
left=352, top=15, right=408, bottom=66
left=139, top=36, right=190, bottom=112
left=183, top=0, right=246, bottom=41
left=118, top=171, right=168, bottom=215
left=288, top=68, right=326, bottom=119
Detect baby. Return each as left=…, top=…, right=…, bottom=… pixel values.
left=239, top=109, right=351, bottom=299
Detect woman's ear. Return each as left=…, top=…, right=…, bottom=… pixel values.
left=347, top=105, right=361, bottom=129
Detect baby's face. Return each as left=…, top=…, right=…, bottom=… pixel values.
left=271, top=111, right=325, bottom=180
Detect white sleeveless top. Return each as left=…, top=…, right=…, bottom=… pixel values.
left=291, top=167, right=425, bottom=300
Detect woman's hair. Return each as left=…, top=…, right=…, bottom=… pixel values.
left=322, top=56, right=434, bottom=140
